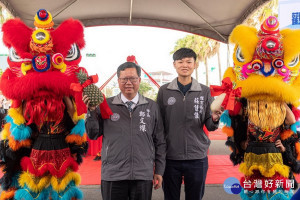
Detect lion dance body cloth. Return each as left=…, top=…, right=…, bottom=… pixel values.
left=0, top=9, right=89, bottom=200
left=210, top=16, right=300, bottom=200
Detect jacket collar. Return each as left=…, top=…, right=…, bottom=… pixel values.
left=112, top=93, right=148, bottom=105
left=167, top=78, right=202, bottom=92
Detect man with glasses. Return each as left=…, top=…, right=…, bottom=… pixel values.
left=84, top=61, right=166, bottom=200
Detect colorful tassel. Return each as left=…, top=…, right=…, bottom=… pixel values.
left=222, top=126, right=234, bottom=137
left=8, top=107, right=25, bottom=125
left=8, top=134, right=31, bottom=151
left=295, top=142, right=300, bottom=161
left=291, top=121, right=300, bottom=134
left=6, top=116, right=32, bottom=141
left=65, top=134, right=87, bottom=145
left=70, top=119, right=85, bottom=136
left=0, top=188, right=16, bottom=200
left=220, top=110, right=232, bottom=127
left=280, top=129, right=294, bottom=140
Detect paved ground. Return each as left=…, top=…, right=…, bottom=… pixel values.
left=80, top=184, right=239, bottom=200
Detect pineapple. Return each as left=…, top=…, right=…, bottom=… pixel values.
left=76, top=70, right=104, bottom=107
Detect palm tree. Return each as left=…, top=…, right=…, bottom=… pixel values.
left=0, top=5, right=13, bottom=25
left=243, top=0, right=278, bottom=27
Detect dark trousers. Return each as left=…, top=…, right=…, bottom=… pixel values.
left=101, top=180, right=153, bottom=200
left=162, top=157, right=208, bottom=200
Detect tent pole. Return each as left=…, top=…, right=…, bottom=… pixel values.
left=129, top=0, right=133, bottom=24
left=53, top=0, right=78, bottom=18
left=181, top=0, right=227, bottom=42
left=100, top=72, right=117, bottom=91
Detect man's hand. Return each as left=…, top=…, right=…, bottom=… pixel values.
left=275, top=139, right=286, bottom=152
left=240, top=140, right=248, bottom=150
left=153, top=174, right=163, bottom=190
left=82, top=95, right=96, bottom=111
left=212, top=109, right=223, bottom=122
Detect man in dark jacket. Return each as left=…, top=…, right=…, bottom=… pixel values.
left=84, top=61, right=166, bottom=200
left=157, top=48, right=222, bottom=200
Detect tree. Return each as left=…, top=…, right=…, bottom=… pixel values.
left=139, top=81, right=156, bottom=100
left=243, top=0, right=278, bottom=27
left=0, top=6, right=13, bottom=25
left=103, top=86, right=113, bottom=98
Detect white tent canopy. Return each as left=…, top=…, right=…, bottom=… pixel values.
left=0, top=0, right=271, bottom=43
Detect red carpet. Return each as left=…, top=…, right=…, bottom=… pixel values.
left=206, top=155, right=242, bottom=184
left=208, top=128, right=227, bottom=140
left=78, top=156, right=102, bottom=185
left=78, top=155, right=243, bottom=185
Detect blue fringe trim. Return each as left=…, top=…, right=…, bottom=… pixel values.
left=5, top=115, right=32, bottom=141
left=240, top=188, right=293, bottom=200
left=220, top=110, right=231, bottom=127
left=51, top=181, right=83, bottom=200
left=15, top=181, right=83, bottom=200
left=14, top=187, right=50, bottom=200
left=291, top=121, right=300, bottom=134
left=51, top=186, right=83, bottom=200
left=70, top=119, right=85, bottom=136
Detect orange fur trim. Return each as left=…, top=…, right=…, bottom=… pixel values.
left=3, top=123, right=31, bottom=150
left=222, top=126, right=234, bottom=137
left=280, top=129, right=294, bottom=141
left=0, top=188, right=16, bottom=200
left=8, top=134, right=31, bottom=151
left=65, top=133, right=87, bottom=145
left=295, top=142, right=300, bottom=161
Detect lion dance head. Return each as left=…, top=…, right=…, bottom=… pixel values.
left=0, top=9, right=87, bottom=125
left=224, top=16, right=300, bottom=106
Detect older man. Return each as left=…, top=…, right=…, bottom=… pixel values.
left=84, top=61, right=166, bottom=200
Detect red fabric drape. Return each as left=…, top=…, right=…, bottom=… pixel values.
left=87, top=136, right=103, bottom=156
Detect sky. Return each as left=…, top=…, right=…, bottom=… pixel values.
left=80, top=25, right=232, bottom=87
left=80, top=26, right=189, bottom=86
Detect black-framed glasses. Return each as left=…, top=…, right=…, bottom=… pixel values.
left=119, top=77, right=139, bottom=84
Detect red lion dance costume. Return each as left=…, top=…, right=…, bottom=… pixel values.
left=0, top=9, right=90, bottom=200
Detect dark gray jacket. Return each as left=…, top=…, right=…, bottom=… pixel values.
left=85, top=93, right=166, bottom=181
left=157, top=78, right=218, bottom=160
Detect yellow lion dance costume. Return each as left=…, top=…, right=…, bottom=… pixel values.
left=210, top=16, right=300, bottom=199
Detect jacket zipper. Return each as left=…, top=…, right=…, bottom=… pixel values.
left=178, top=89, right=188, bottom=158
left=183, top=91, right=188, bottom=159
left=130, top=108, right=133, bottom=179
